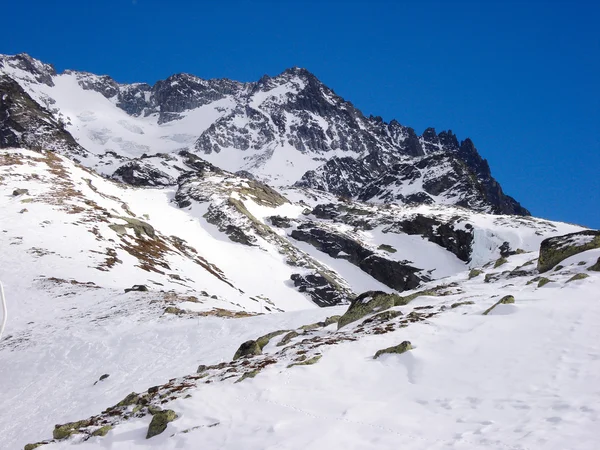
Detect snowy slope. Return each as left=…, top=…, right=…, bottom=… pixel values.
left=4, top=244, right=600, bottom=450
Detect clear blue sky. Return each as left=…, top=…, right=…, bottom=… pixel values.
left=2, top=0, right=598, bottom=227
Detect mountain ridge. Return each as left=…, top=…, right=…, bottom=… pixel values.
left=0, top=52, right=528, bottom=216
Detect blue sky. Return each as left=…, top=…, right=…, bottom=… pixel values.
left=2, top=0, right=598, bottom=227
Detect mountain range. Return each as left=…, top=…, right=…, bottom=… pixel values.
left=0, top=53, right=599, bottom=450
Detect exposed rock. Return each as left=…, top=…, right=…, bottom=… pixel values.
left=377, top=244, right=397, bottom=253
left=53, top=420, right=90, bottom=439
left=277, top=331, right=300, bottom=346
left=389, top=214, right=474, bottom=262
left=451, top=300, right=475, bottom=308
left=12, top=188, right=29, bottom=196
left=483, top=295, right=515, bottom=315
left=338, top=291, right=398, bottom=329
left=112, top=161, right=176, bottom=187
left=373, top=341, right=412, bottom=359
left=0, top=75, right=86, bottom=156
left=256, top=330, right=288, bottom=350
left=291, top=225, right=425, bottom=291
left=24, top=443, right=46, bottom=450
left=494, top=257, right=508, bottom=268
left=268, top=215, right=293, bottom=228
left=233, top=340, right=262, bottom=360
left=91, top=425, right=112, bottom=437
left=567, top=273, right=589, bottom=283
left=146, top=409, right=177, bottom=439
left=110, top=217, right=155, bottom=239
left=468, top=269, right=482, bottom=279
left=537, top=277, right=553, bottom=288
left=288, top=354, right=322, bottom=368
left=93, top=373, right=110, bottom=385
left=124, top=284, right=149, bottom=293
left=538, top=230, right=600, bottom=272
left=590, top=258, right=600, bottom=272
left=290, top=272, right=347, bottom=307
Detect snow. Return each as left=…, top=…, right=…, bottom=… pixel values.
left=3, top=248, right=598, bottom=450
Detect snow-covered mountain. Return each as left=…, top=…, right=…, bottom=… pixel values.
left=0, top=53, right=526, bottom=215
left=1, top=53, right=599, bottom=450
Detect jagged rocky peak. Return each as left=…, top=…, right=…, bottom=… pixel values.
left=0, top=53, right=56, bottom=86
left=0, top=53, right=529, bottom=216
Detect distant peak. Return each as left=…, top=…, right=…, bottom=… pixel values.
left=280, top=66, right=316, bottom=79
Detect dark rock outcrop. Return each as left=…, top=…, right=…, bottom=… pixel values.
left=291, top=225, right=426, bottom=291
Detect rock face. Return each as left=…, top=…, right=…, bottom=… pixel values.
left=538, top=230, right=600, bottom=273
left=0, top=75, right=86, bottom=157
left=291, top=225, right=427, bottom=291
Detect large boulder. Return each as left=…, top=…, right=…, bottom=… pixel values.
left=338, top=291, right=399, bottom=329
left=146, top=409, right=177, bottom=439
left=232, top=340, right=261, bottom=360
left=538, top=230, right=600, bottom=273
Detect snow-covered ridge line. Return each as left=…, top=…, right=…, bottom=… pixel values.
left=1, top=52, right=527, bottom=215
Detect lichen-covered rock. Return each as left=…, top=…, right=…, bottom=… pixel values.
left=115, top=392, right=141, bottom=407
left=567, top=273, right=589, bottom=283
left=338, top=291, right=398, bottom=329
left=256, top=330, right=288, bottom=350
left=360, top=309, right=403, bottom=326
left=233, top=340, right=262, bottom=360
left=288, top=354, right=322, bottom=368
left=277, top=331, right=300, bottom=346
left=468, top=269, right=482, bottom=279
left=235, top=369, right=261, bottom=383
left=52, top=419, right=90, bottom=439
left=164, top=306, right=185, bottom=315
left=373, top=341, right=412, bottom=359
left=91, top=425, right=113, bottom=437
left=483, top=295, right=515, bottom=315
left=451, top=300, right=475, bottom=308
left=538, top=230, right=600, bottom=272
left=24, top=443, right=46, bottom=450
left=146, top=409, right=177, bottom=439
left=590, top=257, right=600, bottom=272
left=494, top=257, right=508, bottom=268
left=537, top=277, right=552, bottom=288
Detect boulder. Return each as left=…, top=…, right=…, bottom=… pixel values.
left=146, top=409, right=177, bottom=439
left=338, top=291, right=398, bottom=329
left=124, top=284, right=149, bottom=293
left=276, top=331, right=300, bottom=346
left=538, top=230, right=600, bottom=272
left=232, top=340, right=261, bottom=360
left=12, top=188, right=29, bottom=196
left=373, top=341, right=413, bottom=359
